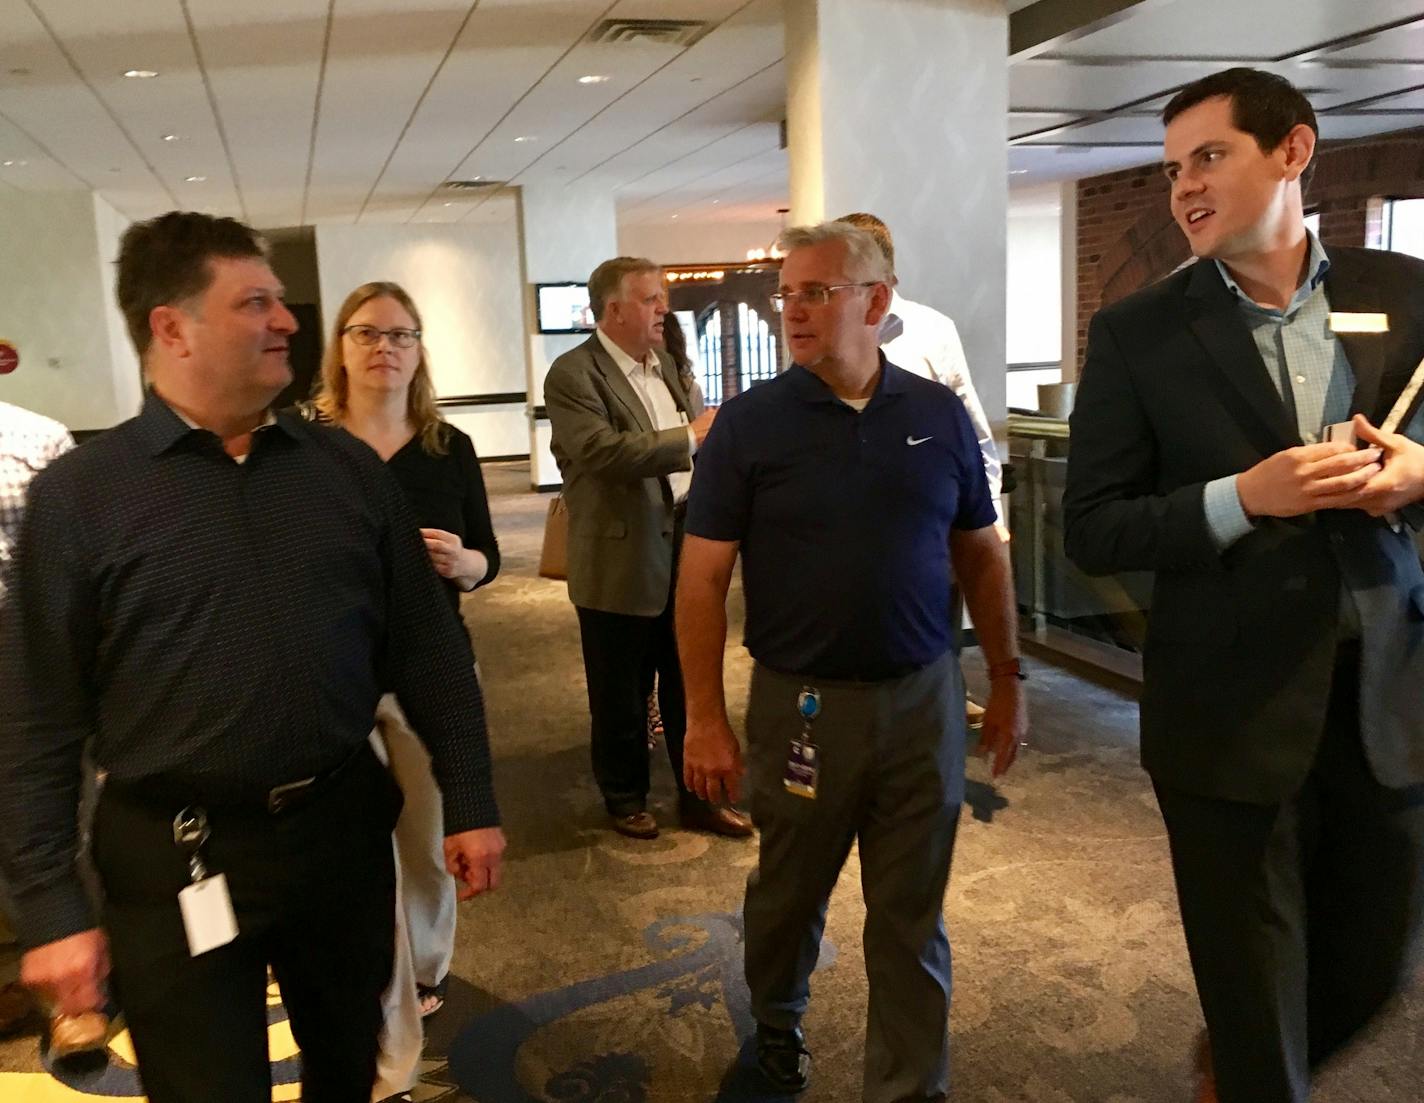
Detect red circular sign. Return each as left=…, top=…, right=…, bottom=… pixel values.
left=0, top=341, right=17, bottom=375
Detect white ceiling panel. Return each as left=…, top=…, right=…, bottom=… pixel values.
left=185, top=0, right=330, bottom=229
left=1047, top=0, right=1421, bottom=62
left=361, top=0, right=617, bottom=220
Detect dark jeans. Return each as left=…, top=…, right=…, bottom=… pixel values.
left=1155, top=644, right=1424, bottom=1103
left=93, top=745, right=403, bottom=1103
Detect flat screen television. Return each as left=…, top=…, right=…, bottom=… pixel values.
left=536, top=282, right=595, bottom=334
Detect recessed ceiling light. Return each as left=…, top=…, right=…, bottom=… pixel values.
left=124, top=69, right=159, bottom=79
left=1010, top=169, right=1029, bottom=175
left=184, top=175, right=207, bottom=183
left=443, top=202, right=454, bottom=207
left=578, top=74, right=610, bottom=84
left=513, top=135, right=536, bottom=143
left=671, top=214, right=679, bottom=220
left=162, top=133, right=185, bottom=142
left=1, top=159, right=27, bottom=167
left=712, top=199, right=720, bottom=205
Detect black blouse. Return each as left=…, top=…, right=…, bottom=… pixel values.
left=383, top=427, right=501, bottom=610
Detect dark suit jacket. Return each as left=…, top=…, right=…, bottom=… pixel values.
left=544, top=333, right=695, bottom=617
left=1064, top=246, right=1424, bottom=803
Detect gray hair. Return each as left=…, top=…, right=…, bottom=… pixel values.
left=776, top=221, right=892, bottom=284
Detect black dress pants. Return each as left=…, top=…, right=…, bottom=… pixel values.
left=1154, top=644, right=1424, bottom=1103
left=92, top=745, right=403, bottom=1103
left=576, top=595, right=695, bottom=816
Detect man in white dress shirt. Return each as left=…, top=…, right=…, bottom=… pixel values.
left=837, top=213, right=1004, bottom=527
left=545, top=257, right=753, bottom=840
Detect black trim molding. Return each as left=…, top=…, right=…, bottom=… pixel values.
left=478, top=453, right=530, bottom=464
left=532, top=405, right=549, bottom=421
left=436, top=392, right=528, bottom=408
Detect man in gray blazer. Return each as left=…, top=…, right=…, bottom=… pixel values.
left=545, top=257, right=752, bottom=840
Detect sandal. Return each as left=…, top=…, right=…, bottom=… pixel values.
left=417, top=976, right=447, bottom=1018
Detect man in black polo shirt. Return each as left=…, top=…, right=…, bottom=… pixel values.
left=679, top=221, right=1027, bottom=1100
left=0, top=212, right=503, bottom=1103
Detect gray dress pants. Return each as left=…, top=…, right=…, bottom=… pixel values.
left=743, top=653, right=966, bottom=1103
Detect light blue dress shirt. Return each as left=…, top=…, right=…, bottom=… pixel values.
left=1202, top=232, right=1349, bottom=548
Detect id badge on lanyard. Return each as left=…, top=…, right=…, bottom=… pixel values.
left=784, top=687, right=822, bottom=799
left=173, top=806, right=239, bottom=957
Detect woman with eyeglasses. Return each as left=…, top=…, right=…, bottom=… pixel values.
left=311, top=281, right=502, bottom=1099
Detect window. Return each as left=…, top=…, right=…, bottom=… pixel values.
left=737, top=302, right=778, bottom=390
left=1385, top=198, right=1424, bottom=261
left=696, top=309, right=723, bottom=405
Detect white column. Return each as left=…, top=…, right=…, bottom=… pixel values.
left=783, top=0, right=1010, bottom=432
left=518, top=181, right=619, bottom=490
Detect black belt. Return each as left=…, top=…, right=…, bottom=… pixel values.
left=104, top=742, right=372, bottom=817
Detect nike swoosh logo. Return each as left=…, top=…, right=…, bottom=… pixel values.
left=906, top=435, right=933, bottom=446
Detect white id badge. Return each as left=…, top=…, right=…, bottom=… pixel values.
left=178, top=874, right=239, bottom=957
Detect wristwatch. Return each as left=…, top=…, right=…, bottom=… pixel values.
left=988, top=658, right=1027, bottom=681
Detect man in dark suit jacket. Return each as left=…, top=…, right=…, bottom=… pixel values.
left=545, top=257, right=752, bottom=840
left=1065, top=69, right=1424, bottom=1103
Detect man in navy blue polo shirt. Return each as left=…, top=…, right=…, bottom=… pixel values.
left=678, top=221, right=1027, bottom=1100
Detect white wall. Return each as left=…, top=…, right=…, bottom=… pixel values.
left=314, top=216, right=526, bottom=460
left=617, top=218, right=784, bottom=267
left=1006, top=184, right=1063, bottom=366
left=0, top=190, right=138, bottom=430
left=520, top=181, right=619, bottom=488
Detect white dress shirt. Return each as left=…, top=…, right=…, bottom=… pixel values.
left=596, top=327, right=695, bottom=503
left=880, top=290, right=1004, bottom=524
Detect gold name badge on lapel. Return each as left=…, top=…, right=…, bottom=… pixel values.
left=1328, top=312, right=1389, bottom=334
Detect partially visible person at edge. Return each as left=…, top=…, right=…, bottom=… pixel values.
left=307, top=279, right=503, bottom=1101
left=0, top=401, right=104, bottom=1057
left=1064, top=67, right=1424, bottom=1103
left=0, top=210, right=503, bottom=1103
left=678, top=220, right=1028, bottom=1100
left=642, top=308, right=706, bottom=747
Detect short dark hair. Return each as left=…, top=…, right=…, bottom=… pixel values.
left=587, top=256, right=660, bottom=322
left=116, top=211, right=269, bottom=357
left=835, top=212, right=894, bottom=274
left=1162, top=67, right=1318, bottom=190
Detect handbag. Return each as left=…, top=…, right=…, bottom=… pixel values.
left=538, top=495, right=569, bottom=580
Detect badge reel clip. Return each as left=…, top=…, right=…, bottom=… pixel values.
left=785, top=687, right=822, bottom=800
left=172, top=805, right=238, bottom=957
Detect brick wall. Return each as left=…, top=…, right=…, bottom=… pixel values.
left=1072, top=127, right=1424, bottom=373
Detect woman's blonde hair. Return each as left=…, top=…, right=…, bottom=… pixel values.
left=314, top=281, right=450, bottom=455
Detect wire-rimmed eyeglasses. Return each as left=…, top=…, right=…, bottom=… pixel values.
left=768, top=282, right=880, bottom=313
left=342, top=324, right=422, bottom=348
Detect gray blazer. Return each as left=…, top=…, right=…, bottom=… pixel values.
left=544, top=333, right=696, bottom=617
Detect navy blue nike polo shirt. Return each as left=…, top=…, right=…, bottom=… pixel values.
left=685, top=355, right=995, bottom=681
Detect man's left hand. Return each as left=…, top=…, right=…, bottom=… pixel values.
left=444, top=826, right=506, bottom=900
left=977, top=679, right=1028, bottom=778
left=1348, top=414, right=1424, bottom=516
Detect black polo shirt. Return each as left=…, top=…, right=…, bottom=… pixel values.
left=686, top=358, right=995, bottom=681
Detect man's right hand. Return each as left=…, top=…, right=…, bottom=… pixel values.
left=1236, top=441, right=1382, bottom=519
left=690, top=407, right=718, bottom=447
left=683, top=716, right=744, bottom=805
left=21, top=929, right=109, bottom=1016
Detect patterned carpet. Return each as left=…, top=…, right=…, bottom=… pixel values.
left=2, top=461, right=1420, bottom=1101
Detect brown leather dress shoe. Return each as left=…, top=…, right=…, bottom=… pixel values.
left=680, top=802, right=755, bottom=838
left=49, top=1010, right=110, bottom=1059
left=611, top=811, right=659, bottom=839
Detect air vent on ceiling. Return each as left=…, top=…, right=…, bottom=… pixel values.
left=444, top=179, right=504, bottom=190
left=587, top=19, right=711, bottom=48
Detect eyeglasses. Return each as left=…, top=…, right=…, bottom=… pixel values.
left=342, top=324, right=422, bottom=348
left=768, top=282, right=880, bottom=313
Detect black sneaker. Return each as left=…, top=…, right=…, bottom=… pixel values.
left=755, top=1023, right=810, bottom=1093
